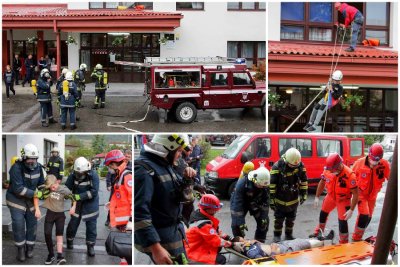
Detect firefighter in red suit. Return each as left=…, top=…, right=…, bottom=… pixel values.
left=351, top=143, right=390, bottom=241
left=185, top=194, right=244, bottom=264
left=311, top=153, right=358, bottom=244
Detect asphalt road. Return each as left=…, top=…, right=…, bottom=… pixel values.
left=134, top=180, right=398, bottom=265
left=2, top=83, right=265, bottom=133
left=2, top=177, right=122, bottom=265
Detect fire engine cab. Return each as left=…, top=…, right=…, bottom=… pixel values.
left=115, top=57, right=266, bottom=123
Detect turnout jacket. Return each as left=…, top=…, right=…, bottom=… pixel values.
left=37, top=77, right=52, bottom=103
left=57, top=80, right=79, bottom=108
left=46, top=156, right=64, bottom=180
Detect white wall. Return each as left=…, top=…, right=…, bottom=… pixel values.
left=67, top=2, right=89, bottom=9
left=389, top=2, right=398, bottom=50
left=268, top=2, right=281, bottom=41
left=5, top=135, right=65, bottom=179
left=67, top=32, right=81, bottom=71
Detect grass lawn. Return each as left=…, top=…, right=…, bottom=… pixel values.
left=200, top=148, right=224, bottom=176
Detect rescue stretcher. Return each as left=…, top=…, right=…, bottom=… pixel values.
left=225, top=241, right=394, bottom=265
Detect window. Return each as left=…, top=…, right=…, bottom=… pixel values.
left=227, top=41, right=266, bottom=68
left=350, top=140, right=363, bottom=157
left=228, top=2, right=265, bottom=11
left=366, top=3, right=387, bottom=26
left=211, top=73, right=228, bottom=86
left=316, top=140, right=342, bottom=157
left=176, top=2, right=204, bottom=10
left=90, top=2, right=153, bottom=9
left=154, top=69, right=201, bottom=89
left=279, top=138, right=312, bottom=157
left=309, top=3, right=332, bottom=23
left=281, top=2, right=304, bottom=21
left=44, top=140, right=56, bottom=165
left=233, top=73, right=251, bottom=86
left=244, top=138, right=271, bottom=160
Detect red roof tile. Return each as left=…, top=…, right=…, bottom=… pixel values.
left=269, top=41, right=398, bottom=59
left=2, top=4, right=182, bottom=18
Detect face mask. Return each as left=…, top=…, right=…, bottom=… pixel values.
left=75, top=172, right=87, bottom=181
left=24, top=162, right=38, bottom=170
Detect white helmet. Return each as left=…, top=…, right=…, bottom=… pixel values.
left=95, top=64, right=103, bottom=70
left=65, top=71, right=74, bottom=81
left=151, top=134, right=191, bottom=152
left=21, top=144, right=39, bottom=159
left=62, top=68, right=69, bottom=75
left=284, top=148, right=301, bottom=167
left=73, top=157, right=91, bottom=173
left=40, top=68, right=50, bottom=78
left=80, top=63, right=87, bottom=70
left=332, top=70, right=343, bottom=81
left=248, top=165, right=270, bottom=187
left=51, top=147, right=60, bottom=153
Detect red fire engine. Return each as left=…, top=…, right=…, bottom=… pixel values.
left=115, top=57, right=266, bottom=123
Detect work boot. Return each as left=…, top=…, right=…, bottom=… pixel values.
left=70, top=125, right=77, bottom=130
left=273, top=235, right=281, bottom=243
left=285, top=233, right=295, bottom=240
left=87, top=243, right=95, bottom=257
left=17, top=246, right=26, bottom=262
left=67, top=239, right=73, bottom=249
left=42, top=122, right=49, bottom=127
left=303, top=123, right=312, bottom=131
left=325, top=230, right=335, bottom=241
left=306, top=125, right=316, bottom=132
left=345, top=47, right=355, bottom=52
left=100, top=103, right=105, bottom=108
left=92, top=105, right=99, bottom=109
left=49, top=118, right=58, bottom=124
left=61, top=125, right=66, bottom=130
left=316, top=229, right=325, bottom=241
left=26, top=245, right=34, bottom=258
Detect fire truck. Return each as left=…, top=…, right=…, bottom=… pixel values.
left=115, top=57, right=266, bottom=123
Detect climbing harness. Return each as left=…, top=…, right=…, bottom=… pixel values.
left=283, top=26, right=347, bottom=133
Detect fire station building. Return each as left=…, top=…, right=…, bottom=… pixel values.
left=2, top=2, right=266, bottom=83
left=268, top=2, right=398, bottom=132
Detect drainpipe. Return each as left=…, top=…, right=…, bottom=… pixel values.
left=9, top=29, right=14, bottom=68
left=371, top=137, right=398, bottom=264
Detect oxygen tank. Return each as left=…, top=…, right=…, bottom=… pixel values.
left=31, top=79, right=37, bottom=95
left=103, top=72, right=108, bottom=85
left=63, top=80, right=69, bottom=100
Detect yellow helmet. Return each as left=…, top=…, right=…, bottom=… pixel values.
left=11, top=156, right=19, bottom=165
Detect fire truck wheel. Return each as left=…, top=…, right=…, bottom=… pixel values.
left=175, top=102, right=197, bottom=123
left=261, top=103, right=266, bottom=118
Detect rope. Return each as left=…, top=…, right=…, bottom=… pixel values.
left=106, top=104, right=151, bottom=132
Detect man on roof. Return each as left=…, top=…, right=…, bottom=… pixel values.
left=335, top=2, right=364, bottom=52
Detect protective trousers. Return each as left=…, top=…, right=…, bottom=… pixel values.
left=314, top=195, right=350, bottom=244
left=273, top=209, right=296, bottom=238
left=60, top=107, right=76, bottom=126
left=66, top=203, right=97, bottom=244
left=352, top=197, right=376, bottom=241
left=231, top=208, right=269, bottom=242
left=9, top=206, right=37, bottom=247
left=40, top=102, right=54, bottom=123
left=309, top=98, right=327, bottom=127
left=94, top=89, right=106, bottom=108
left=350, top=12, right=364, bottom=49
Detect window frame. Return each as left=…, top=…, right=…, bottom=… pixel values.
left=176, top=2, right=205, bottom=11
left=278, top=138, right=312, bottom=157
left=44, top=139, right=56, bottom=165
left=227, top=2, right=266, bottom=11
left=89, top=2, right=153, bottom=10
left=227, top=41, right=266, bottom=67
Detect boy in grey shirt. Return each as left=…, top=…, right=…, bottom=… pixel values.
left=34, top=175, right=76, bottom=265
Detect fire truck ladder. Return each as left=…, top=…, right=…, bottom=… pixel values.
left=283, top=27, right=346, bottom=133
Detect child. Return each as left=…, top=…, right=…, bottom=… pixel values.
left=34, top=175, right=76, bottom=265
left=3, top=65, right=16, bottom=99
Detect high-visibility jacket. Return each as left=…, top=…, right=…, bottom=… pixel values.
left=322, top=165, right=357, bottom=200
left=185, top=209, right=231, bottom=264
left=352, top=156, right=390, bottom=199
left=47, top=156, right=64, bottom=180
left=110, top=161, right=132, bottom=227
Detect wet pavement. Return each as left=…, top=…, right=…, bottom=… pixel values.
left=2, top=83, right=265, bottom=133
left=134, top=180, right=398, bottom=265
left=2, top=177, right=122, bottom=265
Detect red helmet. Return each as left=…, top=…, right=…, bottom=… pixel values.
left=104, top=150, right=125, bottom=166
left=369, top=143, right=384, bottom=161
left=325, top=153, right=343, bottom=171
left=199, top=194, right=223, bottom=211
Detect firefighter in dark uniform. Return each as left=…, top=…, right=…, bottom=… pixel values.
left=74, top=63, right=87, bottom=107
left=58, top=71, right=79, bottom=130
left=65, top=157, right=99, bottom=257
left=230, top=165, right=271, bottom=243
left=135, top=134, right=194, bottom=265
left=36, top=68, right=57, bottom=127
left=6, top=144, right=46, bottom=261
left=46, top=147, right=64, bottom=182
left=91, top=63, right=108, bottom=109
left=270, top=148, right=308, bottom=242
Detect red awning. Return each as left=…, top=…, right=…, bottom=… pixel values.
left=2, top=4, right=183, bottom=32
left=268, top=41, right=398, bottom=87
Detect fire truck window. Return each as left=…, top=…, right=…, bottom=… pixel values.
left=317, top=140, right=343, bottom=157
left=350, top=140, right=363, bottom=157
left=233, top=72, right=251, bottom=85
left=279, top=138, right=312, bottom=157
left=155, top=70, right=201, bottom=89
left=211, top=73, right=228, bottom=86
left=255, top=138, right=271, bottom=158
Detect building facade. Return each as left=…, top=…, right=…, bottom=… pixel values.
left=3, top=2, right=266, bottom=82
left=268, top=2, right=398, bottom=132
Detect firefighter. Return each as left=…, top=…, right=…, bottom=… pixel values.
left=269, top=148, right=308, bottom=242
left=58, top=71, right=79, bottom=130
left=335, top=2, right=364, bottom=52
left=105, top=149, right=132, bottom=265
left=311, top=153, right=358, bottom=244
left=74, top=63, right=87, bottom=107
left=6, top=144, right=45, bottom=261
left=186, top=194, right=245, bottom=265
left=187, top=136, right=203, bottom=185
left=91, top=64, right=108, bottom=109
left=230, top=165, right=271, bottom=243
left=304, top=70, right=344, bottom=131
left=36, top=68, right=57, bottom=127
left=46, top=147, right=64, bottom=182
left=56, top=68, right=69, bottom=90
left=352, top=143, right=390, bottom=241
left=65, top=157, right=99, bottom=257
left=134, top=134, right=194, bottom=265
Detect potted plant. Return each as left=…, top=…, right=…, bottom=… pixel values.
left=158, top=36, right=168, bottom=45
left=340, top=94, right=364, bottom=111
left=252, top=61, right=266, bottom=81
left=111, top=36, right=126, bottom=46
left=27, top=36, right=38, bottom=44
left=268, top=92, right=284, bottom=111
left=66, top=35, right=77, bottom=45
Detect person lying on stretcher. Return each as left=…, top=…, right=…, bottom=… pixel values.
left=235, top=229, right=335, bottom=259
left=304, top=70, right=344, bottom=132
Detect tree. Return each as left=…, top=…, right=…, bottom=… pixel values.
left=66, top=135, right=82, bottom=146
left=91, top=135, right=107, bottom=155
left=349, top=135, right=384, bottom=146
